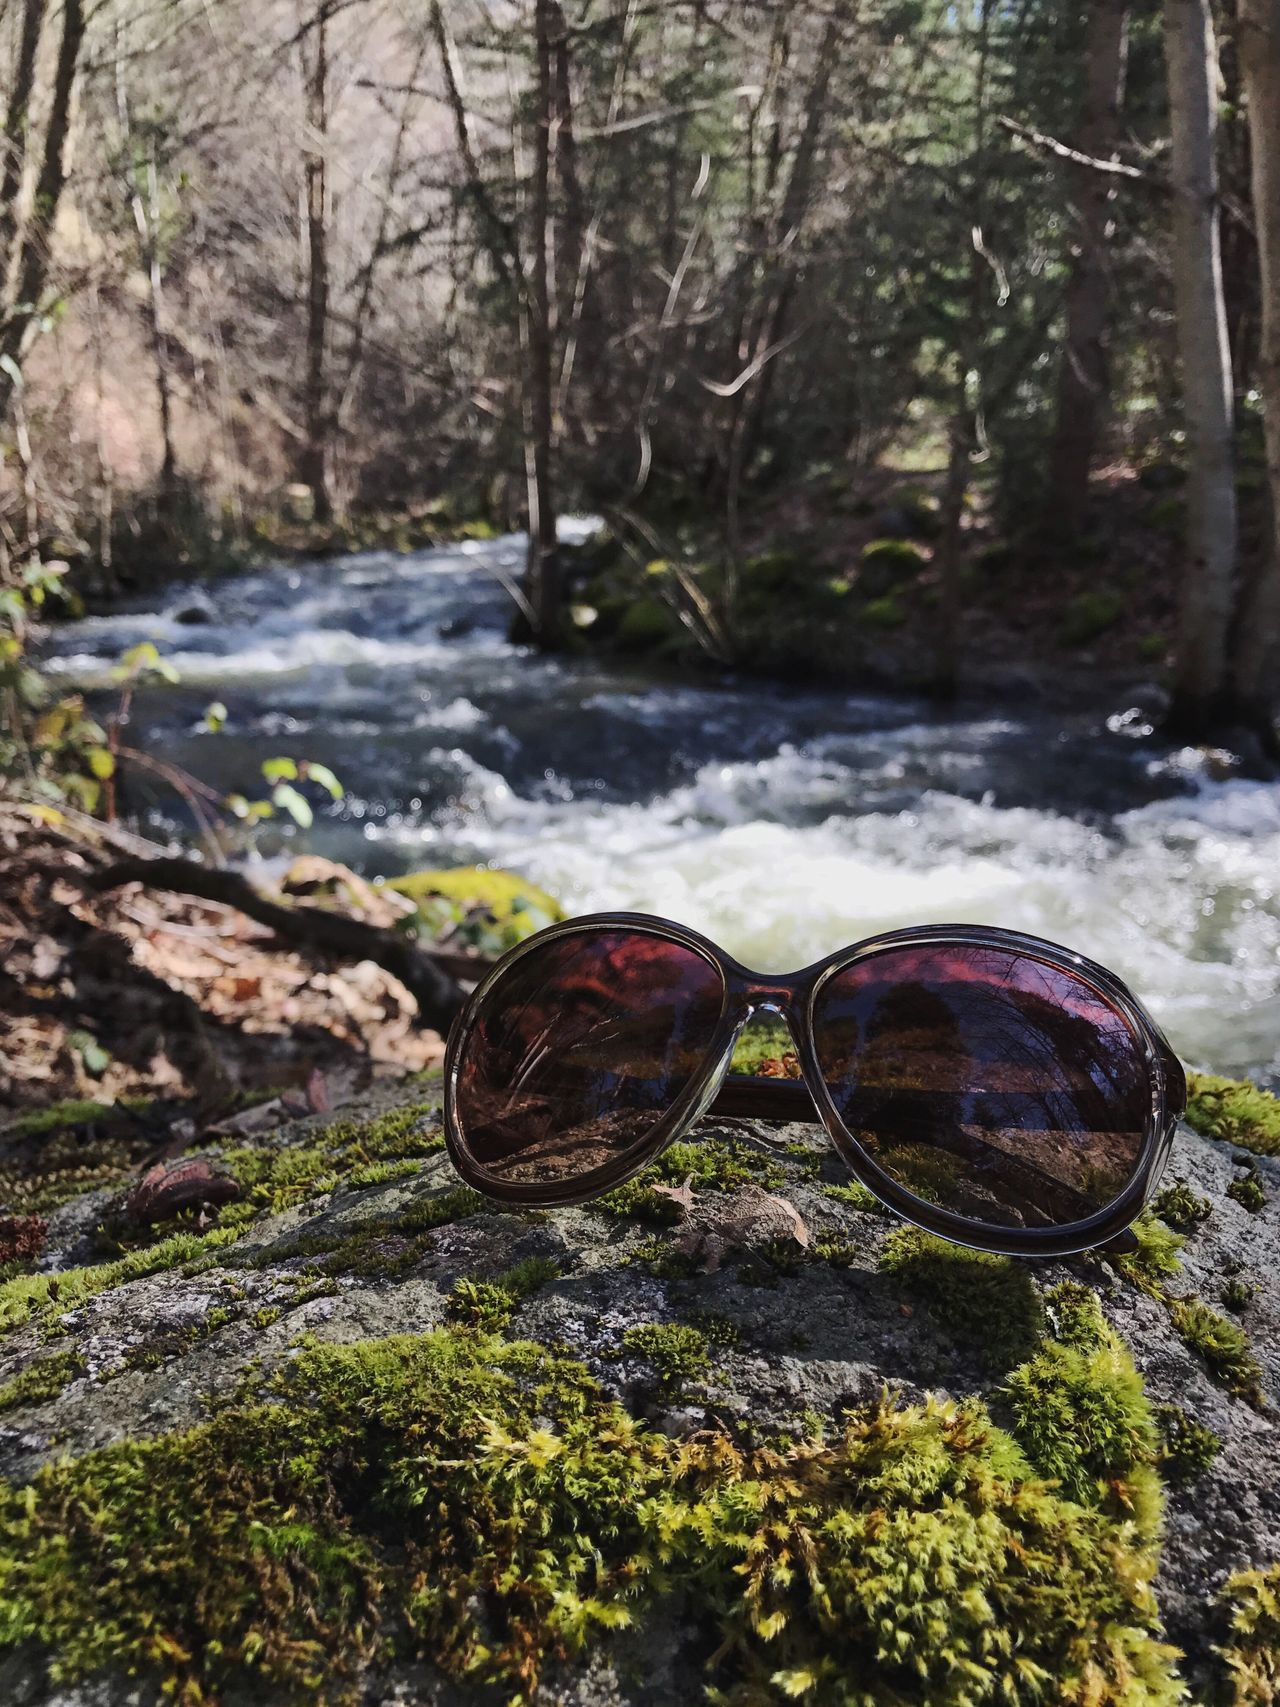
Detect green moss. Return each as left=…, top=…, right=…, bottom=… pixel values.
left=613, top=594, right=682, bottom=651
left=1185, top=1073, right=1280, bottom=1156
left=1152, top=1178, right=1213, bottom=1232
left=0, top=1100, right=113, bottom=1140
left=0, top=1348, right=84, bottom=1415
left=879, top=1227, right=1043, bottom=1373
left=1169, top=1296, right=1265, bottom=1405
left=861, top=593, right=907, bottom=629
left=621, top=1322, right=711, bottom=1392
left=386, top=866, right=562, bottom=954
left=823, top=1180, right=886, bottom=1215
left=1222, top=1276, right=1257, bottom=1314
left=1059, top=588, right=1126, bottom=647
left=597, top=1135, right=787, bottom=1222
left=1160, top=1181, right=1215, bottom=1235
left=1110, top=1210, right=1185, bottom=1293
left=0, top=1326, right=1182, bottom=1706
left=1216, top=1562, right=1280, bottom=1705
left=1154, top=1404, right=1221, bottom=1485
left=268, top=1184, right=486, bottom=1278
left=1001, top=1286, right=1162, bottom=1538
left=727, top=1014, right=794, bottom=1074
left=0, top=1224, right=244, bottom=1338
left=1227, top=1165, right=1267, bottom=1214
left=448, top=1256, right=561, bottom=1332
left=860, top=536, right=928, bottom=578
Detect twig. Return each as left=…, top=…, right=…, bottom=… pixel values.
left=997, top=115, right=1156, bottom=184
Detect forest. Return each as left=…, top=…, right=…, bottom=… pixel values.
left=0, top=0, right=1276, bottom=750
left=3, top=5, right=1280, bottom=1706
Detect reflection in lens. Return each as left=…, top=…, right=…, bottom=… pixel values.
left=811, top=943, right=1150, bottom=1229
left=453, top=929, right=725, bottom=1185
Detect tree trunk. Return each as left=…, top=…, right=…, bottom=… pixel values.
left=524, top=0, right=561, bottom=650
left=1163, top=0, right=1239, bottom=735
left=1234, top=0, right=1280, bottom=750
left=299, top=2, right=333, bottom=525
left=1046, top=0, right=1129, bottom=533
left=0, top=0, right=86, bottom=425
left=0, top=0, right=46, bottom=290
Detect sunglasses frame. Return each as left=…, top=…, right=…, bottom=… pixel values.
left=443, top=912, right=1186, bottom=1258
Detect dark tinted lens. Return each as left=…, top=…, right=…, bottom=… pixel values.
left=454, top=928, right=725, bottom=1185
left=811, top=942, right=1150, bottom=1229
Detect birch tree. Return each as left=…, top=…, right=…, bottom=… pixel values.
left=1235, top=0, right=1280, bottom=749
left=1164, top=0, right=1239, bottom=736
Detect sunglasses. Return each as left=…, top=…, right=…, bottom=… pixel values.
left=443, top=915, right=1185, bottom=1258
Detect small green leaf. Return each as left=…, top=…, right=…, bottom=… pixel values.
left=202, top=701, right=227, bottom=733
left=85, top=747, right=115, bottom=780
left=301, top=761, right=342, bottom=800
left=261, top=757, right=298, bottom=784
left=80, top=1042, right=111, bottom=1077
left=272, top=782, right=313, bottom=828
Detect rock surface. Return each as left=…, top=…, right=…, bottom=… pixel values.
left=0, top=1079, right=1278, bottom=1705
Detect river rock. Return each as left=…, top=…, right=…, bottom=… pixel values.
left=0, top=1080, right=1277, bottom=1705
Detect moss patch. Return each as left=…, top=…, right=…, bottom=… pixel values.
left=1169, top=1296, right=1266, bottom=1406
left=597, top=1135, right=788, bottom=1223
left=1001, top=1283, right=1162, bottom=1537
left=1154, top=1405, right=1221, bottom=1485
left=621, top=1322, right=711, bottom=1393
left=1216, top=1562, right=1280, bottom=1705
left=448, top=1255, right=561, bottom=1332
left=0, top=1348, right=84, bottom=1415
left=1153, top=1178, right=1214, bottom=1233
left=1110, top=1210, right=1185, bottom=1293
left=0, top=1326, right=1184, bottom=1705
left=879, top=1227, right=1043, bottom=1373
left=1185, top=1073, right=1280, bottom=1156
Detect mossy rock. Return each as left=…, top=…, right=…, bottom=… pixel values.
left=859, top=537, right=928, bottom=597
left=0, top=1077, right=1278, bottom=1704
left=613, top=594, right=683, bottom=652
left=861, top=592, right=908, bottom=629
left=386, top=865, right=562, bottom=954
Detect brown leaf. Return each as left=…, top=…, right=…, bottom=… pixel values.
left=122, top=1158, right=242, bottom=1228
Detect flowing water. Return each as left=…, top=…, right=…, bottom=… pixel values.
left=42, top=525, right=1280, bottom=1083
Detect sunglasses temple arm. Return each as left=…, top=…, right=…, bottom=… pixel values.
left=709, top=1075, right=820, bottom=1122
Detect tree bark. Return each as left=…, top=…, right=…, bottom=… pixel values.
left=299, top=1, right=333, bottom=524
left=524, top=0, right=562, bottom=649
left=0, top=0, right=86, bottom=425
left=1233, top=0, right=1280, bottom=747
left=0, top=0, right=46, bottom=290
left=1163, top=0, right=1240, bottom=735
left=1047, top=0, right=1129, bottom=533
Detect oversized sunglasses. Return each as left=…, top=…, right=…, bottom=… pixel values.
left=443, top=915, right=1185, bottom=1257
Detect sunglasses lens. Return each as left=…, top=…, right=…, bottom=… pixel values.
left=811, top=942, right=1150, bottom=1229
left=452, top=927, right=725, bottom=1186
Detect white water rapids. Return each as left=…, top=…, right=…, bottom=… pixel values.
left=43, top=527, right=1280, bottom=1083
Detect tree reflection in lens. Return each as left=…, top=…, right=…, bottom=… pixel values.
left=812, top=944, right=1149, bottom=1228
left=455, top=930, right=725, bottom=1184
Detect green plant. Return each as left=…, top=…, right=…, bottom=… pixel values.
left=1185, top=1074, right=1280, bottom=1155
left=1168, top=1297, right=1265, bottom=1405
left=1152, top=1178, right=1212, bottom=1232
left=1227, top=1167, right=1267, bottom=1214
left=621, top=1322, right=711, bottom=1393
left=1154, top=1405, right=1221, bottom=1484
left=1216, top=1563, right=1280, bottom=1705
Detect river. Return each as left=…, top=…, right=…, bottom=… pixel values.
left=42, top=525, right=1280, bottom=1084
